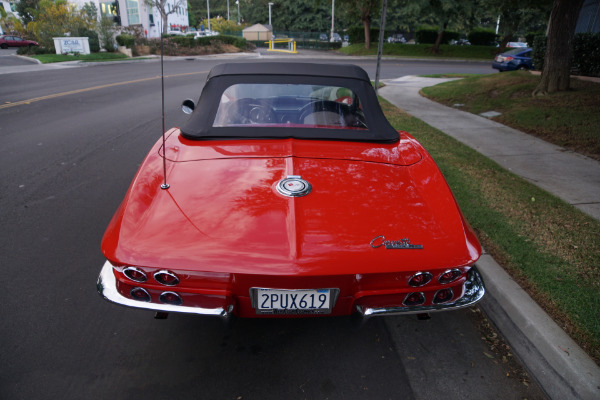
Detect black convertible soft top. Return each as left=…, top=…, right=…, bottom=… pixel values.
left=206, top=62, right=371, bottom=81
left=180, top=62, right=400, bottom=143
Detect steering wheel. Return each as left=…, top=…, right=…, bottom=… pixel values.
left=299, top=100, right=347, bottom=123
left=228, top=98, right=276, bottom=125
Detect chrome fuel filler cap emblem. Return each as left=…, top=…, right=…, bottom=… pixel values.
left=276, top=176, right=312, bottom=197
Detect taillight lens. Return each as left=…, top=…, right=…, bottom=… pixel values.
left=159, top=291, right=183, bottom=305
left=403, top=292, right=426, bottom=306
left=154, top=270, right=179, bottom=286
left=504, top=56, right=514, bottom=61
left=408, top=272, right=433, bottom=287
left=123, top=267, right=147, bottom=282
left=130, top=287, right=151, bottom=302
left=438, top=269, right=462, bottom=284
left=433, top=288, right=454, bottom=304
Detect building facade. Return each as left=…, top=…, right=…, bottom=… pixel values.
left=71, top=0, right=189, bottom=38
left=576, top=0, right=600, bottom=33
left=0, top=0, right=19, bottom=34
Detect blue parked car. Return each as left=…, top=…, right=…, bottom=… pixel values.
left=492, top=48, right=533, bottom=71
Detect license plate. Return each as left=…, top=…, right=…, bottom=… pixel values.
left=251, top=288, right=337, bottom=315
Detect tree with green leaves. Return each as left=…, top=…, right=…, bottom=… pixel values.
left=15, top=0, right=40, bottom=26
left=98, top=16, right=116, bottom=51
left=395, top=0, right=483, bottom=53
left=0, top=4, right=23, bottom=34
left=533, top=0, right=586, bottom=95
left=339, top=0, right=380, bottom=49
left=27, top=0, right=96, bottom=48
left=488, top=0, right=551, bottom=52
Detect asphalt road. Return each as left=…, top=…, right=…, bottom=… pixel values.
left=0, top=54, right=545, bottom=400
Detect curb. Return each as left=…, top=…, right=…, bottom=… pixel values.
left=15, top=54, right=41, bottom=64
left=477, top=253, right=600, bottom=400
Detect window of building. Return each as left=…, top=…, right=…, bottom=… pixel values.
left=100, top=1, right=118, bottom=18
left=126, top=0, right=140, bottom=25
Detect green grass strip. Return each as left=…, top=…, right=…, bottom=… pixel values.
left=381, top=99, right=600, bottom=362
left=30, top=53, right=129, bottom=64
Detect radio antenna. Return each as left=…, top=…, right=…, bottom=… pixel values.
left=160, top=22, right=170, bottom=190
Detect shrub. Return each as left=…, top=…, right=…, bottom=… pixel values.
left=531, top=35, right=546, bottom=71
left=141, top=35, right=250, bottom=55
left=530, top=33, right=599, bottom=76
left=415, top=26, right=460, bottom=45
left=416, top=25, right=438, bottom=44
left=444, top=30, right=461, bottom=43
left=526, top=31, right=544, bottom=47
left=98, top=16, right=116, bottom=51
left=115, top=34, right=135, bottom=48
left=16, top=46, right=55, bottom=55
left=80, top=28, right=100, bottom=52
left=573, top=32, right=600, bottom=77
left=347, top=26, right=380, bottom=44
left=170, top=35, right=196, bottom=47
left=468, top=27, right=497, bottom=46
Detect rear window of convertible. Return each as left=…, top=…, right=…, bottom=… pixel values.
left=212, top=83, right=368, bottom=130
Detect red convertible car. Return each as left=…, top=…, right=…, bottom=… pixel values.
left=97, top=62, right=484, bottom=319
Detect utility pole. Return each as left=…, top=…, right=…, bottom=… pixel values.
left=330, top=0, right=335, bottom=41
left=375, top=0, right=388, bottom=95
left=207, top=0, right=211, bottom=31
left=268, top=2, right=274, bottom=26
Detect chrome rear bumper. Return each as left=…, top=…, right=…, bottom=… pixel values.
left=97, top=260, right=233, bottom=319
left=356, top=266, right=485, bottom=318
left=98, top=260, right=484, bottom=320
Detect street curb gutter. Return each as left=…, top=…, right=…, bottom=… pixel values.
left=477, top=253, right=600, bottom=400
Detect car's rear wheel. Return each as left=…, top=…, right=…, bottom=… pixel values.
left=0, top=44, right=8, bottom=49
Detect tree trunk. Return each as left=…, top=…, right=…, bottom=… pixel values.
left=431, top=22, right=448, bottom=54
left=160, top=9, right=168, bottom=35
left=432, top=30, right=444, bottom=54
left=363, top=19, right=371, bottom=49
left=533, top=0, right=585, bottom=95
left=497, top=31, right=513, bottom=54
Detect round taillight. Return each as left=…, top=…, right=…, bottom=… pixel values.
left=408, top=272, right=433, bottom=287
left=438, top=269, right=462, bottom=284
left=159, top=291, right=183, bottom=305
left=154, top=270, right=179, bottom=286
left=403, top=292, right=425, bottom=306
left=433, top=288, right=454, bottom=304
left=130, top=287, right=151, bottom=302
left=123, top=267, right=147, bottom=282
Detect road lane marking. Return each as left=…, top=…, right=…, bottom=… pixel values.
left=0, top=71, right=209, bottom=110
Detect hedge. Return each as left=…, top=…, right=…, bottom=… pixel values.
left=531, top=35, right=546, bottom=71
left=116, top=34, right=135, bottom=48
left=79, top=28, right=100, bottom=52
left=468, top=27, right=497, bottom=46
left=169, top=35, right=247, bottom=49
left=573, top=32, right=600, bottom=77
left=414, top=26, right=460, bottom=44
left=532, top=33, right=600, bottom=76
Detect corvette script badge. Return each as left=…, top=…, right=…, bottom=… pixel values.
left=370, top=235, right=423, bottom=249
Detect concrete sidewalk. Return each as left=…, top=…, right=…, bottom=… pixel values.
left=379, top=77, right=600, bottom=400
left=380, top=76, right=600, bottom=221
